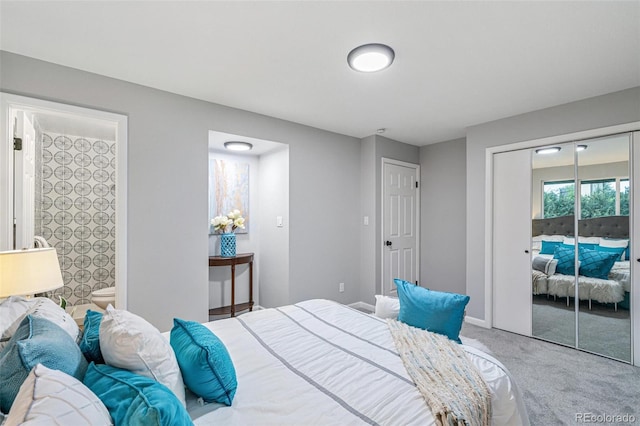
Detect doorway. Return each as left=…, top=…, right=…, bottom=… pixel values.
left=381, top=158, right=420, bottom=296
left=0, top=93, right=128, bottom=309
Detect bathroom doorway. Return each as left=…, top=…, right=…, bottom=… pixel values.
left=0, top=93, right=127, bottom=309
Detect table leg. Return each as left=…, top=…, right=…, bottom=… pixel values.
left=249, top=260, right=253, bottom=311
left=231, top=264, right=236, bottom=317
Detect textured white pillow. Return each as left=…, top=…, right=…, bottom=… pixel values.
left=0, top=296, right=35, bottom=351
left=564, top=236, right=601, bottom=245
left=374, top=295, right=400, bottom=319
left=5, top=364, right=111, bottom=426
left=100, top=305, right=186, bottom=406
left=0, top=297, right=78, bottom=351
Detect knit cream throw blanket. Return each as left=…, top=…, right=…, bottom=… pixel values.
left=387, top=319, right=491, bottom=426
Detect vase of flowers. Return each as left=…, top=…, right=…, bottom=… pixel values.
left=211, top=209, right=246, bottom=257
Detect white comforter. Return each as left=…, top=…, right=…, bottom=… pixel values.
left=183, top=299, right=529, bottom=426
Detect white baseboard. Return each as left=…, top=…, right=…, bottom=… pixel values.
left=464, top=315, right=490, bottom=328
left=348, top=301, right=374, bottom=313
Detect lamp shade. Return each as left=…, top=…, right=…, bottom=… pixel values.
left=0, top=248, right=63, bottom=298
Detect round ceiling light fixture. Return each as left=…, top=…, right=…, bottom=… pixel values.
left=535, top=147, right=562, bottom=155
left=224, top=141, right=253, bottom=151
left=347, top=43, right=395, bottom=73
left=576, top=144, right=588, bottom=151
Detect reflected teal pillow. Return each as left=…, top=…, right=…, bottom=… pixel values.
left=553, top=246, right=577, bottom=275
left=0, top=315, right=88, bottom=414
left=540, top=240, right=562, bottom=255
left=79, top=310, right=104, bottom=364
left=170, top=318, right=237, bottom=406
left=394, top=279, right=469, bottom=343
left=596, top=245, right=626, bottom=262
left=579, top=248, right=619, bottom=279
left=83, top=363, right=191, bottom=426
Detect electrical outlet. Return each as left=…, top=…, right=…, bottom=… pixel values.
left=339, top=282, right=345, bottom=293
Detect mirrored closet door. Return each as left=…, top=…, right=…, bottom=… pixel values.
left=531, top=141, right=577, bottom=348
left=531, top=134, right=632, bottom=362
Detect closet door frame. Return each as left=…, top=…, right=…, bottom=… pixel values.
left=484, top=121, right=640, bottom=366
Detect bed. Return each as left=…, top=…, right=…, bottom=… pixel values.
left=531, top=215, right=631, bottom=309
left=0, top=296, right=530, bottom=426
left=183, top=299, right=528, bottom=425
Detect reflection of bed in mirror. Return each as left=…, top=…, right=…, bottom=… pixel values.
left=531, top=215, right=630, bottom=310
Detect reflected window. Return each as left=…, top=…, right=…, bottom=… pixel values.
left=543, top=180, right=575, bottom=218
left=544, top=178, right=629, bottom=218
left=580, top=178, right=629, bottom=218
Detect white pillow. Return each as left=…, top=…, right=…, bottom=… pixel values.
left=563, top=236, right=601, bottom=245
left=599, top=238, right=628, bottom=248
left=5, top=364, right=111, bottom=426
left=0, top=297, right=78, bottom=351
left=0, top=296, right=35, bottom=351
left=532, top=234, right=564, bottom=242
left=374, top=295, right=400, bottom=319
left=100, top=305, right=186, bottom=406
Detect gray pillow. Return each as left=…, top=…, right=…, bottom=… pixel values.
left=532, top=256, right=558, bottom=276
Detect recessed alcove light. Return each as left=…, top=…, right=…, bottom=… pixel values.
left=224, top=141, right=253, bottom=151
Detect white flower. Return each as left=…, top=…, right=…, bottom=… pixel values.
left=233, top=217, right=245, bottom=229
left=211, top=210, right=245, bottom=233
left=211, top=215, right=232, bottom=232
left=227, top=209, right=241, bottom=220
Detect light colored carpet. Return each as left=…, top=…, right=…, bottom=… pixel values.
left=532, top=296, right=631, bottom=362
left=460, top=322, right=640, bottom=425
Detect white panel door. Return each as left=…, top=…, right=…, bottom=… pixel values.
left=493, top=149, right=532, bottom=335
left=14, top=111, right=36, bottom=250
left=382, top=159, right=419, bottom=296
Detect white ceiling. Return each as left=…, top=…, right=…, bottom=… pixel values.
left=1, top=1, right=638, bottom=146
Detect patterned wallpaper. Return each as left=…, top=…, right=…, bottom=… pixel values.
left=39, top=132, right=116, bottom=306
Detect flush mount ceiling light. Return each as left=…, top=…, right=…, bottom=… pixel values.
left=576, top=144, right=588, bottom=151
left=347, top=43, right=395, bottom=73
left=224, top=141, right=253, bottom=151
left=535, top=147, right=562, bottom=155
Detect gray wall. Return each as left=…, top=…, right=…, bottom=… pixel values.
left=0, top=51, right=361, bottom=331
left=419, top=138, right=466, bottom=295
left=359, top=136, right=376, bottom=303
left=359, top=135, right=420, bottom=304
left=465, top=86, right=640, bottom=320
left=258, top=147, right=289, bottom=308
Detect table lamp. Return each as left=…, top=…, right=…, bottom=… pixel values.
left=0, top=248, right=63, bottom=298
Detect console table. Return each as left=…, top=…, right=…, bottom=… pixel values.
left=208, top=253, right=254, bottom=317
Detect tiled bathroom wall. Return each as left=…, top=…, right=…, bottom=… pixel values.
left=38, top=132, right=116, bottom=306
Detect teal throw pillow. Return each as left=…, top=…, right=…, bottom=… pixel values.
left=553, top=246, right=577, bottom=275
left=579, top=248, right=619, bottom=280
left=394, top=278, right=469, bottom=343
left=83, top=363, right=192, bottom=426
left=540, top=240, right=562, bottom=255
left=170, top=318, right=237, bottom=406
left=595, top=245, right=626, bottom=262
left=79, top=309, right=104, bottom=364
left=0, top=315, right=88, bottom=413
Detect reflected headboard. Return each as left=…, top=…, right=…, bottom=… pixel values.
left=532, top=215, right=629, bottom=239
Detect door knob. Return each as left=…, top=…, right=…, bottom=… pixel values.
left=524, top=250, right=529, bottom=254
left=385, top=241, right=392, bottom=246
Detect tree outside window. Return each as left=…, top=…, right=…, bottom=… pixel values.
left=543, top=178, right=629, bottom=219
